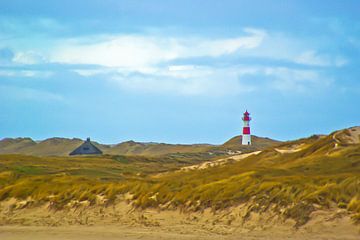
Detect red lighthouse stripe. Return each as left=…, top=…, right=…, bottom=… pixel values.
left=243, top=127, right=250, bottom=134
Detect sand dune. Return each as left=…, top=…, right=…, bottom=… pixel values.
left=0, top=199, right=359, bottom=240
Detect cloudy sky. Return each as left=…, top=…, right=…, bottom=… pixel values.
left=0, top=0, right=359, bottom=144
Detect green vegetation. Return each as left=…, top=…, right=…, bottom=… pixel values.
left=0, top=129, right=359, bottom=226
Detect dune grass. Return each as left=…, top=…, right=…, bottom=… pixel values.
left=123, top=138, right=360, bottom=225
left=0, top=134, right=359, bottom=226
left=0, top=154, right=198, bottom=207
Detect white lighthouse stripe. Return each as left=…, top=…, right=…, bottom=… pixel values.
left=242, top=134, right=251, bottom=145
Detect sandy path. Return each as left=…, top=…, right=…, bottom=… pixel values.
left=0, top=225, right=359, bottom=240
left=0, top=226, right=216, bottom=240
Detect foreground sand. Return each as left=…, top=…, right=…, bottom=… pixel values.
left=0, top=224, right=359, bottom=240
left=0, top=199, right=359, bottom=240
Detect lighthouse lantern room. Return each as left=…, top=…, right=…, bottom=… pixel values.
left=242, top=110, right=252, bottom=145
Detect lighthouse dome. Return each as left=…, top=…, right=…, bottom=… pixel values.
left=243, top=110, right=251, bottom=121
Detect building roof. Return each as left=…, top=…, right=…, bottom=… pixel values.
left=69, top=138, right=102, bottom=156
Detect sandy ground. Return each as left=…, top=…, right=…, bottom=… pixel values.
left=0, top=198, right=359, bottom=240
left=333, top=126, right=360, bottom=146
left=0, top=224, right=359, bottom=240
left=180, top=151, right=261, bottom=171
left=1, top=225, right=208, bottom=240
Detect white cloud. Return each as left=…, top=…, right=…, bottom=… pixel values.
left=13, top=51, right=47, bottom=64
left=294, top=51, right=330, bottom=66
left=168, top=65, right=195, bottom=71
left=0, top=27, right=339, bottom=97
left=294, top=50, right=347, bottom=67
left=110, top=65, right=256, bottom=96
left=72, top=68, right=113, bottom=77
left=111, top=65, right=327, bottom=96
left=263, top=67, right=333, bottom=92
left=182, top=28, right=266, bottom=58
left=72, top=63, right=331, bottom=96
left=235, top=32, right=348, bottom=68
left=50, top=29, right=266, bottom=69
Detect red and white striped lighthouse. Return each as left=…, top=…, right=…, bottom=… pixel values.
left=242, top=110, right=252, bottom=145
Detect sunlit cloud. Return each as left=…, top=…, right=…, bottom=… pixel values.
left=50, top=28, right=266, bottom=69
left=106, top=64, right=330, bottom=96
left=0, top=23, right=349, bottom=98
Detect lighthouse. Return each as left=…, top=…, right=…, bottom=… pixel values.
left=242, top=110, right=252, bottom=145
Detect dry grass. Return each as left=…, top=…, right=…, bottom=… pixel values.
left=0, top=130, right=359, bottom=226
left=124, top=134, right=360, bottom=225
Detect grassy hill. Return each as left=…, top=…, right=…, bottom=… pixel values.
left=0, top=138, right=37, bottom=153
left=0, top=135, right=280, bottom=157
left=105, top=141, right=213, bottom=156
left=117, top=127, right=360, bottom=225
left=0, top=138, right=83, bottom=156
left=219, top=135, right=281, bottom=151
left=0, top=127, right=359, bottom=226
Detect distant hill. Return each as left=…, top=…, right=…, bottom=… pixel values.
left=0, top=135, right=280, bottom=157
left=0, top=138, right=83, bottom=156
left=0, top=138, right=36, bottom=153
left=220, top=135, right=281, bottom=151
left=104, top=141, right=213, bottom=156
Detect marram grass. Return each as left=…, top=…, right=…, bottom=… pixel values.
left=0, top=135, right=359, bottom=226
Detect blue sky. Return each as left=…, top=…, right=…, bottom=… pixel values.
left=0, top=0, right=359, bottom=144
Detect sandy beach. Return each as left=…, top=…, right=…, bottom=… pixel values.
left=0, top=198, right=359, bottom=240
left=0, top=224, right=359, bottom=240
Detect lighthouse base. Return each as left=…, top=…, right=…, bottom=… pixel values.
left=242, top=134, right=251, bottom=145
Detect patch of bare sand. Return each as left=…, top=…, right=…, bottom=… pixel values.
left=0, top=199, right=359, bottom=239
left=0, top=225, right=211, bottom=240
left=180, top=151, right=261, bottom=171
left=0, top=223, right=358, bottom=240
left=275, top=143, right=306, bottom=154
left=334, top=127, right=360, bottom=145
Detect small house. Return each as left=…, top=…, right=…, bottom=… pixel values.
left=69, top=138, right=102, bottom=155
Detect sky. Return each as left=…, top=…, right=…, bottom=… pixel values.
left=0, top=0, right=359, bottom=144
